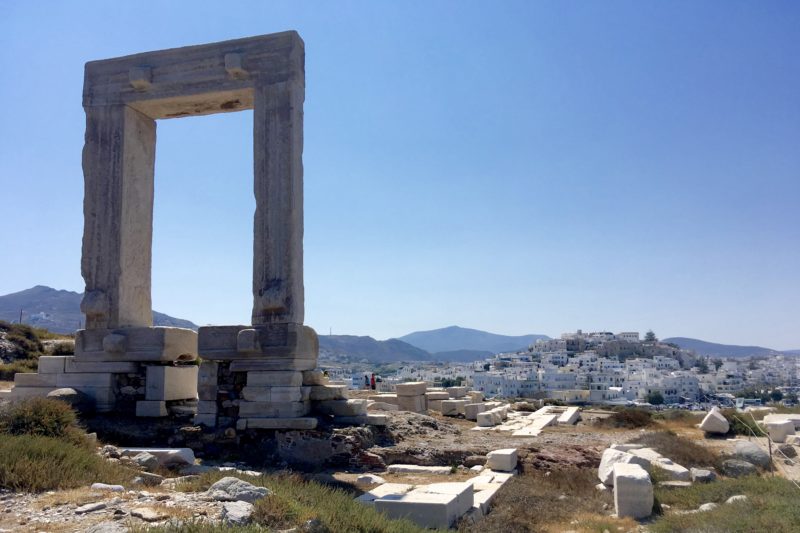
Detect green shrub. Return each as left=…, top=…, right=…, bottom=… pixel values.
left=50, top=341, right=74, bottom=355
left=0, top=397, right=78, bottom=439
left=629, top=430, right=721, bottom=469
left=0, top=435, right=132, bottom=492
left=596, top=408, right=653, bottom=429
left=174, top=471, right=425, bottom=532
left=721, top=409, right=763, bottom=437
left=652, top=476, right=800, bottom=533
left=0, top=359, right=39, bottom=381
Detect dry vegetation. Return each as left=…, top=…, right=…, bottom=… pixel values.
left=170, top=470, right=428, bottom=533
left=458, top=467, right=635, bottom=533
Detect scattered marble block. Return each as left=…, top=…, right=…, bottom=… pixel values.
left=476, top=411, right=497, bottom=427
left=598, top=449, right=650, bottom=486
left=395, top=382, right=428, bottom=396
left=356, top=483, right=414, bottom=505
left=465, top=403, right=486, bottom=421
left=468, top=391, right=485, bottom=403
left=653, top=459, right=690, bottom=481
left=472, top=485, right=502, bottom=515
left=119, top=447, right=195, bottom=467
left=309, top=385, right=347, bottom=401
left=613, top=463, right=653, bottom=519
left=441, top=400, right=461, bottom=416
left=368, top=401, right=399, bottom=411
left=447, top=386, right=468, bottom=398
left=699, top=407, right=730, bottom=434
left=426, top=391, right=450, bottom=401
left=368, top=394, right=398, bottom=404
left=557, top=406, right=581, bottom=425
left=766, top=419, right=795, bottom=443
left=397, top=395, right=427, bottom=413
left=427, top=399, right=444, bottom=412
left=486, top=449, right=518, bottom=472
left=374, top=482, right=473, bottom=528
left=315, top=399, right=367, bottom=417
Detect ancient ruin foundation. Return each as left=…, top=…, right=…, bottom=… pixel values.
left=11, top=33, right=363, bottom=426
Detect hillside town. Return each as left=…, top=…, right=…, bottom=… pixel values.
left=353, top=330, right=800, bottom=406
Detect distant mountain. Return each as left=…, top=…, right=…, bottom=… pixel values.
left=663, top=337, right=791, bottom=358
left=431, top=349, right=494, bottom=362
left=398, top=325, right=549, bottom=354
left=319, top=335, right=431, bottom=363
left=0, top=285, right=197, bottom=333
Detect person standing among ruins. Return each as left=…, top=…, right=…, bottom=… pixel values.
left=370, top=373, right=376, bottom=390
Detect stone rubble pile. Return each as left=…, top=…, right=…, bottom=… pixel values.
left=357, top=447, right=519, bottom=528
left=597, top=440, right=720, bottom=520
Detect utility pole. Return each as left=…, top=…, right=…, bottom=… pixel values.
left=18, top=308, right=23, bottom=324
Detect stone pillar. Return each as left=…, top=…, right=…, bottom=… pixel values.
left=80, top=105, right=156, bottom=330
left=251, top=79, right=304, bottom=325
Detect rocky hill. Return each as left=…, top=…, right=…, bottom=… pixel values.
left=0, top=286, right=198, bottom=333
left=399, top=325, right=549, bottom=354
left=662, top=337, right=795, bottom=358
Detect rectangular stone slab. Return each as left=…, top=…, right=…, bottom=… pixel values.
left=395, top=382, right=427, bottom=396
left=75, top=327, right=197, bottom=362
left=83, top=32, right=303, bottom=116
left=197, top=324, right=317, bottom=361
left=14, top=373, right=58, bottom=387
left=145, top=366, right=198, bottom=401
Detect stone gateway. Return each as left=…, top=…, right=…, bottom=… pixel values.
left=12, top=32, right=334, bottom=427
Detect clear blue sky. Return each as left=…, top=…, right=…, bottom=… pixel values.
left=1, top=1, right=798, bottom=349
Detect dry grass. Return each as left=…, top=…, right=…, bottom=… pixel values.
left=459, top=467, right=616, bottom=533
left=594, top=408, right=653, bottom=429
left=652, top=476, right=800, bottom=533
left=547, top=512, right=639, bottom=533
left=171, top=470, right=426, bottom=532
left=628, top=430, right=721, bottom=469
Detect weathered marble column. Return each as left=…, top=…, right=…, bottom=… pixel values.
left=80, top=105, right=156, bottom=330
left=252, top=79, right=305, bottom=326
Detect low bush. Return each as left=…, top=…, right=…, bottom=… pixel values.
left=0, top=397, right=78, bottom=439
left=0, top=359, right=38, bottom=381
left=721, top=409, right=763, bottom=437
left=595, top=408, right=653, bottom=429
left=0, top=435, right=132, bottom=492
left=174, top=471, right=425, bottom=532
left=629, top=430, right=721, bottom=469
left=50, top=341, right=75, bottom=355
left=651, top=476, right=800, bottom=533
left=459, top=467, right=630, bottom=532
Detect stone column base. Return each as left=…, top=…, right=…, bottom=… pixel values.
left=75, top=326, right=198, bottom=362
